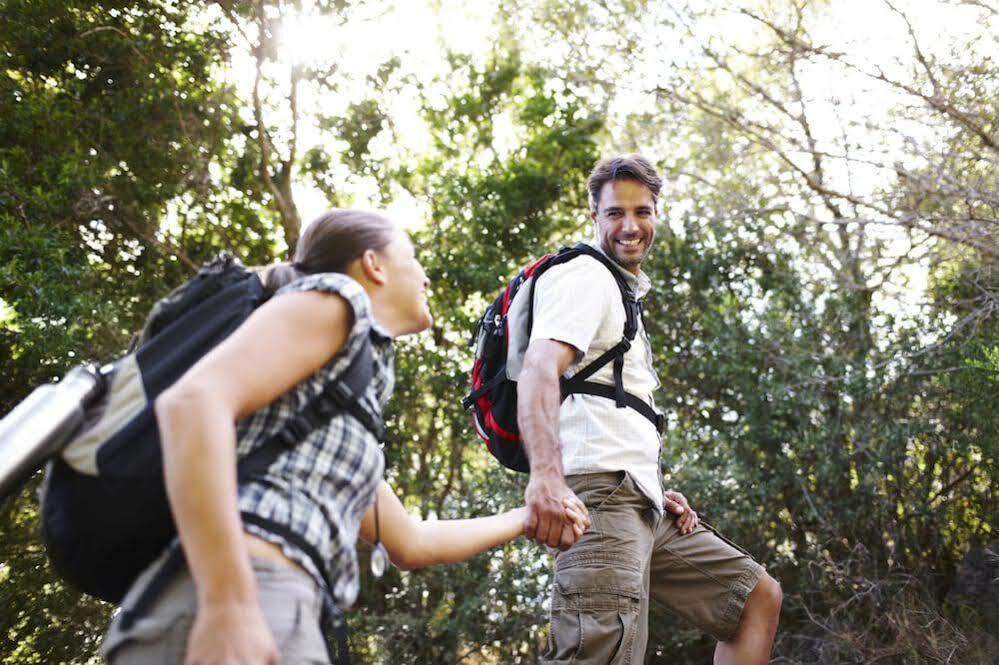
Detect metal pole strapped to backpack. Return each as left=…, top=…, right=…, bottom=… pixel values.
left=0, top=365, right=108, bottom=503
left=1, top=255, right=381, bottom=665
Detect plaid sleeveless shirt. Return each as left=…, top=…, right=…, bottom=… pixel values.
left=236, top=272, right=394, bottom=611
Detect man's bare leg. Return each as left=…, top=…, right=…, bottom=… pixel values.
left=714, top=574, right=782, bottom=665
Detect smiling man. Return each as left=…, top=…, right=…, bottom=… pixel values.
left=518, top=154, right=783, bottom=664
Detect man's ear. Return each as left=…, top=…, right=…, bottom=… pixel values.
left=358, top=248, right=387, bottom=286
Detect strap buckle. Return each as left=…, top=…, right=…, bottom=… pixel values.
left=331, top=382, right=352, bottom=405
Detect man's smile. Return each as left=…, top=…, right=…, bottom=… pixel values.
left=616, top=236, right=644, bottom=249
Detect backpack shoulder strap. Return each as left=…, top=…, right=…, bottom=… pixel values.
left=533, top=242, right=639, bottom=384
left=567, top=243, right=640, bottom=339
left=281, top=333, right=382, bottom=445
left=548, top=245, right=658, bottom=424
left=237, top=333, right=382, bottom=481
left=524, top=243, right=639, bottom=339
left=513, top=242, right=659, bottom=428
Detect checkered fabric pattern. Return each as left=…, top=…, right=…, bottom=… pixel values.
left=235, top=273, right=394, bottom=611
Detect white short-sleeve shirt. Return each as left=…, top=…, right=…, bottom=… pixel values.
left=528, top=243, right=664, bottom=510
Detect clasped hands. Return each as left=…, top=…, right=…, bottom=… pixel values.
left=523, top=475, right=590, bottom=550
left=524, top=476, right=700, bottom=549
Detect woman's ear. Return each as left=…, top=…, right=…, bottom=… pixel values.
left=358, top=248, right=387, bottom=286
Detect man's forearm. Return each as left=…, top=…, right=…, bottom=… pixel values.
left=517, top=340, right=584, bottom=548
left=517, top=361, right=566, bottom=478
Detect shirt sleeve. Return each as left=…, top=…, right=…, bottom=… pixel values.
left=529, top=255, right=617, bottom=361
left=276, top=272, right=374, bottom=353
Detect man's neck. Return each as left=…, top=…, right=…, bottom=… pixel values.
left=588, top=240, right=643, bottom=280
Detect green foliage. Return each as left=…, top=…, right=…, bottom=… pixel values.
left=632, top=2, right=998, bottom=659
left=0, top=480, right=110, bottom=664
left=0, top=1, right=995, bottom=663
left=0, top=0, right=247, bottom=407
left=0, top=1, right=278, bottom=661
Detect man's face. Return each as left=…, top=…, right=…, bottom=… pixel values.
left=592, top=178, right=657, bottom=274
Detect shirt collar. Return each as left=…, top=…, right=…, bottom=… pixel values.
left=369, top=320, right=393, bottom=342
left=585, top=240, right=652, bottom=299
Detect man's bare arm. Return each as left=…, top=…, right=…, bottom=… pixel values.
left=518, top=339, right=575, bottom=474
left=518, top=339, right=587, bottom=549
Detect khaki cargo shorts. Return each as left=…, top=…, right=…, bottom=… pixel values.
left=102, top=557, right=330, bottom=664
left=542, top=471, right=765, bottom=664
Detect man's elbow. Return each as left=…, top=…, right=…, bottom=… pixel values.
left=520, top=340, right=575, bottom=387
left=518, top=349, right=560, bottom=397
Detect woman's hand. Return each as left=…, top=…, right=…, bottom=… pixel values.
left=561, top=495, right=592, bottom=538
left=185, top=601, right=279, bottom=665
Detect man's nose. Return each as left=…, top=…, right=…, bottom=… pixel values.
left=621, top=214, right=640, bottom=232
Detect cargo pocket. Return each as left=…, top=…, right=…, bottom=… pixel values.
left=542, top=552, right=643, bottom=665
left=700, top=521, right=754, bottom=558
left=572, top=471, right=629, bottom=513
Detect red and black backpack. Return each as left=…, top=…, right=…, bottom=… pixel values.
left=463, top=242, right=665, bottom=472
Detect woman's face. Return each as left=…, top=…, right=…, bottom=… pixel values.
left=379, top=230, right=433, bottom=336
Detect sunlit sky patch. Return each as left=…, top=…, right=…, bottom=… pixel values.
left=228, top=0, right=502, bottom=230
left=220, top=0, right=989, bottom=328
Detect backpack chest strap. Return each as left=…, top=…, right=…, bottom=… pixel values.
left=559, top=377, right=665, bottom=434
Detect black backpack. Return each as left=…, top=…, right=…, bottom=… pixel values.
left=462, top=243, right=664, bottom=472
left=4, top=255, right=376, bottom=646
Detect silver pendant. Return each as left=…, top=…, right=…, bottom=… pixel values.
left=371, top=542, right=388, bottom=578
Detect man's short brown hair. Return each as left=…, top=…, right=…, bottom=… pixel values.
left=586, top=154, right=662, bottom=211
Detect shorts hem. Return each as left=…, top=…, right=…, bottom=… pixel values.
left=715, top=561, right=765, bottom=641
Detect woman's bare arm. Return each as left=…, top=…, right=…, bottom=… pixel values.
left=358, top=481, right=589, bottom=570
left=155, top=290, right=351, bottom=664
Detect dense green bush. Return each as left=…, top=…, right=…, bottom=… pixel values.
left=1, top=1, right=994, bottom=663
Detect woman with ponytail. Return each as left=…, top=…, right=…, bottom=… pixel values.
left=102, top=209, right=588, bottom=664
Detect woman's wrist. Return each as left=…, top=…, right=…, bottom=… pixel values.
left=510, top=506, right=529, bottom=534
left=193, top=548, right=258, bottom=607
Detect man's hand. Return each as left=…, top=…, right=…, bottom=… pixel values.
left=185, top=601, right=280, bottom=665
left=525, top=474, right=589, bottom=550
left=664, top=489, right=698, bottom=535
